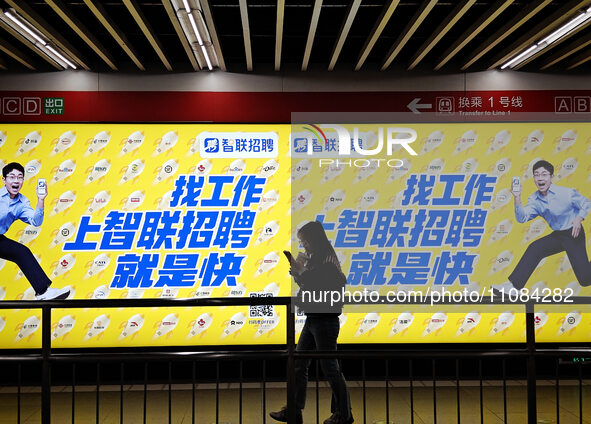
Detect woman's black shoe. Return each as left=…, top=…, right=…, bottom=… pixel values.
left=269, top=406, right=303, bottom=424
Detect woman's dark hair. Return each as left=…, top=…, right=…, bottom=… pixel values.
left=297, top=221, right=340, bottom=268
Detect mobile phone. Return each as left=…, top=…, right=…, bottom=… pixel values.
left=283, top=250, right=294, bottom=263
left=511, top=176, right=521, bottom=193
left=37, top=178, right=47, bottom=196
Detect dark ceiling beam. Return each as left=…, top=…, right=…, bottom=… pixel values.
left=123, top=0, right=172, bottom=71
left=5, top=0, right=90, bottom=70
left=541, top=31, right=591, bottom=69
left=275, top=0, right=285, bottom=71
left=0, top=35, right=36, bottom=70
left=355, top=0, right=400, bottom=71
left=408, top=0, right=477, bottom=70
left=381, top=0, right=437, bottom=71
left=488, top=0, right=591, bottom=69
left=45, top=0, right=117, bottom=71
left=0, top=55, right=7, bottom=70
left=0, top=21, right=59, bottom=69
left=83, top=0, right=145, bottom=70
left=461, top=0, right=552, bottom=70
left=238, top=0, right=253, bottom=71
left=567, top=46, right=591, bottom=69
left=328, top=0, right=362, bottom=71
left=435, top=0, right=513, bottom=71
left=162, top=0, right=200, bottom=71
left=302, top=0, right=322, bottom=71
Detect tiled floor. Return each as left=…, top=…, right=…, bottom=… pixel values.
left=0, top=381, right=589, bottom=423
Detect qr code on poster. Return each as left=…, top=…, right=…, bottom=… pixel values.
left=249, top=292, right=274, bottom=318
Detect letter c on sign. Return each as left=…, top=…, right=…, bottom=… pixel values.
left=4, top=98, right=20, bottom=114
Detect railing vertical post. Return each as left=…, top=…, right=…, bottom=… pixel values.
left=362, top=359, right=366, bottom=424
left=239, top=360, right=243, bottom=424
left=385, top=360, right=390, bottom=424
left=315, top=361, right=320, bottom=424
left=456, top=359, right=460, bottom=424
left=143, top=362, right=147, bottom=424
left=72, top=363, right=76, bottom=424
left=286, top=300, right=296, bottom=424
left=578, top=361, right=583, bottom=424
left=432, top=360, right=437, bottom=424
left=168, top=361, right=172, bottom=424
left=215, top=361, right=219, bottom=424
left=409, top=359, right=414, bottom=424
left=18, top=362, right=22, bottom=424
left=96, top=362, right=100, bottom=424
left=192, top=361, right=196, bottom=424
left=555, top=357, right=560, bottom=424
left=120, top=362, right=124, bottom=424
left=262, top=359, right=267, bottom=424
left=526, top=301, right=537, bottom=424
left=479, top=359, right=483, bottom=424
left=41, top=305, right=51, bottom=424
left=502, top=358, right=507, bottom=423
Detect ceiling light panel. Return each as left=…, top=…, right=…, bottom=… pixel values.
left=0, top=8, right=78, bottom=69
left=170, top=0, right=217, bottom=70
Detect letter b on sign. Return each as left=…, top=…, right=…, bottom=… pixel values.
left=574, top=96, right=590, bottom=113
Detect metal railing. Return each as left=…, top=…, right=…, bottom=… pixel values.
left=1, top=296, right=590, bottom=424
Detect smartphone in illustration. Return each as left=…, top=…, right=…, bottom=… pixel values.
left=512, top=176, right=521, bottom=193
left=37, top=178, right=47, bottom=196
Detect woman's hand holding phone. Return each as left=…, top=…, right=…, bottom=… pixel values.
left=284, top=250, right=304, bottom=275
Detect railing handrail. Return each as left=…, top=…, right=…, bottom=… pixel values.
left=0, top=296, right=291, bottom=309
left=1, top=294, right=590, bottom=309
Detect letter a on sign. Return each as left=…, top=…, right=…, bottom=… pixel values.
left=555, top=97, right=572, bottom=114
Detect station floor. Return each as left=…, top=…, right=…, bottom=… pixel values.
left=0, top=380, right=589, bottom=424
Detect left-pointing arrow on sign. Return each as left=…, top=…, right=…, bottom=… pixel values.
left=407, top=98, right=432, bottom=114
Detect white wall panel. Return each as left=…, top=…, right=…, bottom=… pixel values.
left=1, top=70, right=590, bottom=92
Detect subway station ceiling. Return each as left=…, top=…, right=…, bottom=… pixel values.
left=1, top=0, right=591, bottom=74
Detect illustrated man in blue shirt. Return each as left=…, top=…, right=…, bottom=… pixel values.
left=492, top=159, right=591, bottom=294
left=1, top=162, right=70, bottom=300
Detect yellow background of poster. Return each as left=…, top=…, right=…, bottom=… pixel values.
left=1, top=123, right=590, bottom=347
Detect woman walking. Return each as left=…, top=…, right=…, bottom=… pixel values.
left=270, top=221, right=353, bottom=424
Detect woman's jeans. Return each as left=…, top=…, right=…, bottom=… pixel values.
left=295, top=315, right=352, bottom=419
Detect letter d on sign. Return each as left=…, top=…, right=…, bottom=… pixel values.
left=24, top=97, right=41, bottom=115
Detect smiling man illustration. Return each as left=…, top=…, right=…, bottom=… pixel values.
left=493, top=159, right=591, bottom=294
left=1, top=162, right=70, bottom=300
